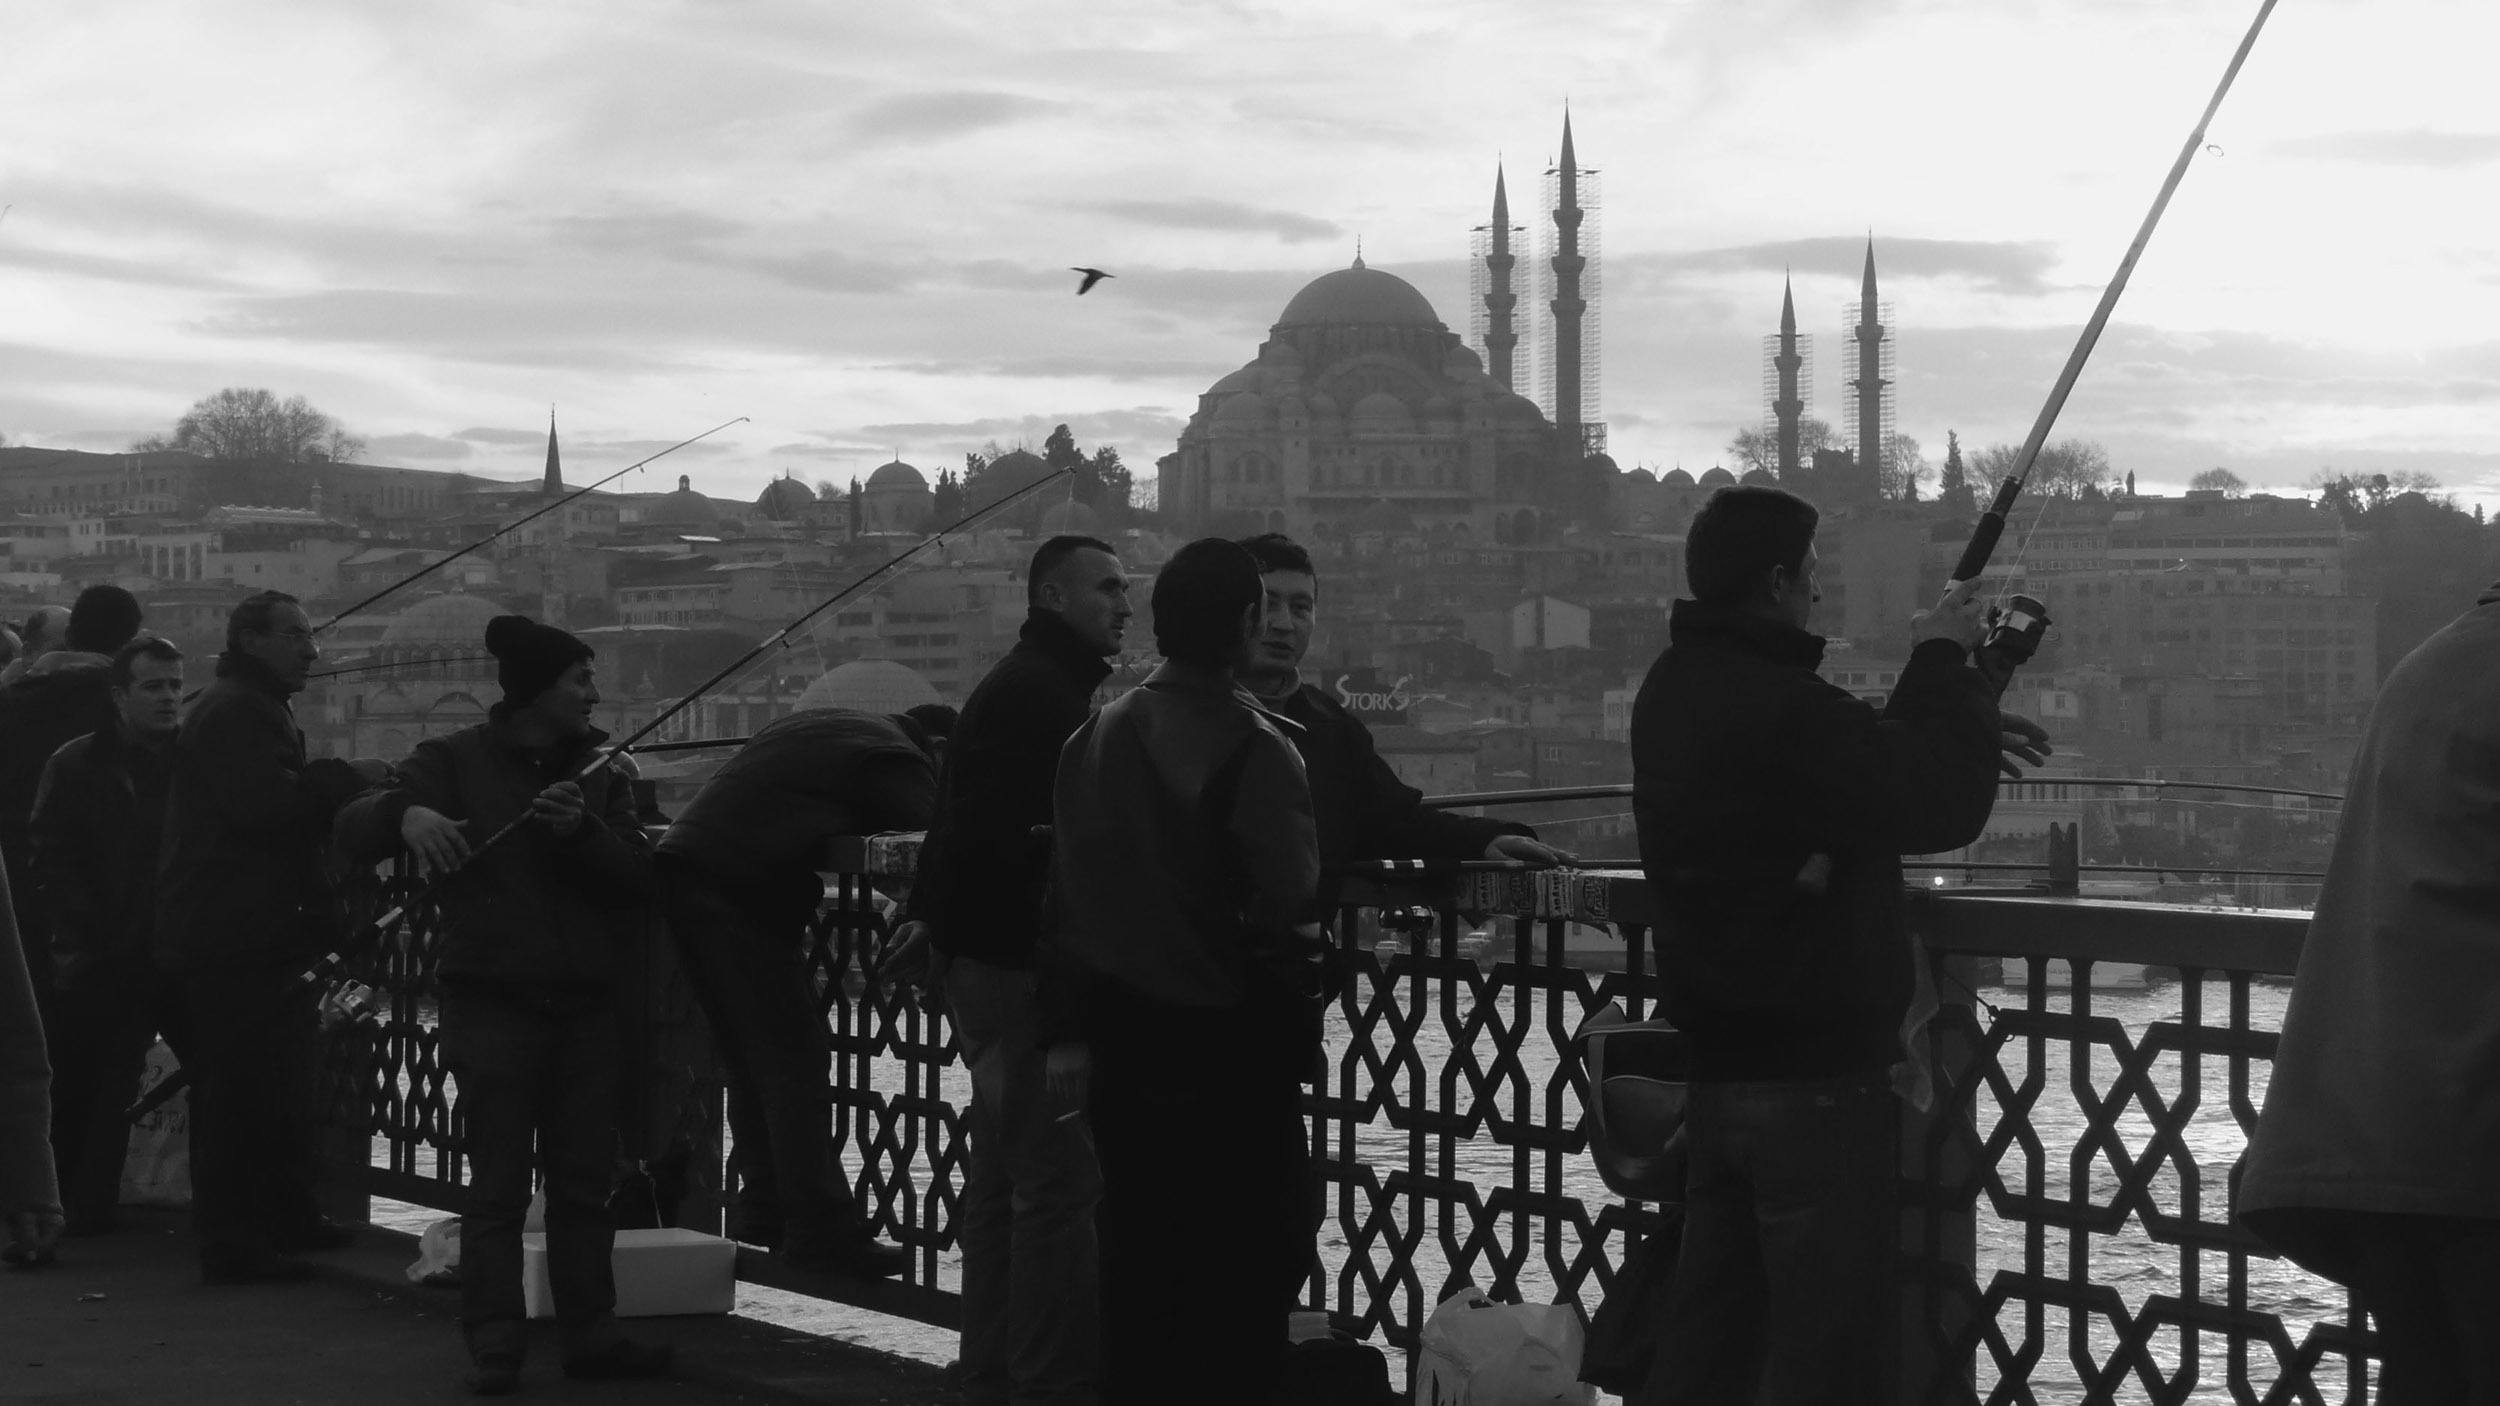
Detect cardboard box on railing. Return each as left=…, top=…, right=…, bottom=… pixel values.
left=522, top=1228, right=735, bottom=1319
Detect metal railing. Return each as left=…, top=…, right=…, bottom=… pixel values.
left=319, top=834, right=2367, bottom=1403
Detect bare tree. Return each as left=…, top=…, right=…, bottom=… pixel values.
left=1882, top=433, right=1927, bottom=500
left=1971, top=438, right=2115, bottom=500
left=1727, top=417, right=1835, bottom=479
left=2188, top=467, right=2247, bottom=497
left=142, top=387, right=364, bottom=463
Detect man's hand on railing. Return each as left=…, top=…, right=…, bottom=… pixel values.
left=1485, top=835, right=1578, bottom=867
left=1999, top=713, right=2054, bottom=779
left=401, top=805, right=472, bottom=877
left=878, top=919, right=947, bottom=1010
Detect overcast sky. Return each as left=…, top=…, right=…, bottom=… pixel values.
left=5, top=0, right=2496, bottom=511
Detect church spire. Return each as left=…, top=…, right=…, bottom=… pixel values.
left=1774, top=273, right=1804, bottom=479
left=1482, top=163, right=1519, bottom=391
left=542, top=407, right=563, bottom=498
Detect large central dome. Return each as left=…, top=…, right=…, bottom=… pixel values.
left=1276, top=258, right=1442, bottom=329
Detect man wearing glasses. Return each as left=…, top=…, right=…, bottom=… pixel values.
left=156, top=591, right=380, bottom=1284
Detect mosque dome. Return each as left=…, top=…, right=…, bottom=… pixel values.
left=1207, top=364, right=1266, bottom=396
left=867, top=460, right=926, bottom=489
left=1739, top=468, right=1778, bottom=487
left=1349, top=391, right=1414, bottom=435
left=379, top=592, right=506, bottom=649
left=650, top=474, right=720, bottom=528
left=1659, top=468, right=1696, bottom=489
left=1698, top=467, right=1737, bottom=488
left=794, top=659, right=944, bottom=714
left=1277, top=259, right=1442, bottom=329
left=1213, top=391, right=1273, bottom=428
left=756, top=477, right=817, bottom=520
left=982, top=449, right=1054, bottom=494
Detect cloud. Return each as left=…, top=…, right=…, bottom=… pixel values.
left=2275, top=130, right=2500, bottom=167
left=366, top=432, right=477, bottom=460
left=454, top=426, right=545, bottom=446
left=1629, top=237, right=2062, bottom=298
left=857, top=407, right=1185, bottom=449
left=845, top=90, right=1055, bottom=144
left=1099, top=199, right=1344, bottom=243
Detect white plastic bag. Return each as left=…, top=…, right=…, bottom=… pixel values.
left=1413, top=1282, right=1596, bottom=1405
left=120, top=1041, right=190, bottom=1208
left=407, top=1217, right=462, bottom=1286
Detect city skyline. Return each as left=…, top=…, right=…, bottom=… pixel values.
left=4, top=0, right=2496, bottom=510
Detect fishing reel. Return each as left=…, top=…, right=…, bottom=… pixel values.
left=1971, top=593, right=2051, bottom=698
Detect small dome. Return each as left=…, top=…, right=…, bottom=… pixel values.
left=982, top=449, right=1054, bottom=494
left=1494, top=393, right=1545, bottom=423
left=1660, top=468, right=1697, bottom=489
left=1276, top=260, right=1443, bottom=329
left=756, top=477, right=817, bottom=520
left=651, top=473, right=720, bottom=527
left=379, top=592, right=506, bottom=648
left=1213, top=391, right=1272, bottom=427
left=1627, top=468, right=1659, bottom=486
left=1739, top=467, right=1777, bottom=487
left=867, top=460, right=926, bottom=489
left=1350, top=391, right=1413, bottom=434
left=794, top=659, right=944, bottom=714
left=1699, top=467, right=1737, bottom=488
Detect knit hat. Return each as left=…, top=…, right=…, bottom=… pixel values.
left=66, top=585, right=144, bottom=655
left=485, top=614, right=594, bottom=705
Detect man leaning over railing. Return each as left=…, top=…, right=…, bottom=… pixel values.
left=1628, top=485, right=2000, bottom=1405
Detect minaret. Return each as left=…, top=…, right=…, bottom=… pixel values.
left=1483, top=166, right=1519, bottom=391
left=542, top=408, right=563, bottom=498
left=1549, top=112, right=1588, bottom=436
left=1851, top=238, right=1889, bottom=487
left=1774, top=274, right=1804, bottom=479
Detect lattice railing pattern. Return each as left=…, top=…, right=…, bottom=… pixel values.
left=321, top=860, right=2376, bottom=1403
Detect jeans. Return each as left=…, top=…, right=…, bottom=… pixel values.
left=440, top=985, right=623, bottom=1364
left=657, top=861, right=864, bottom=1253
left=1087, top=990, right=1303, bottom=1406
left=177, top=962, right=321, bottom=1259
left=1635, top=1073, right=1898, bottom=1406
left=48, top=968, right=193, bottom=1226
left=949, top=956, right=1102, bottom=1406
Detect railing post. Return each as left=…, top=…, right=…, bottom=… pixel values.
left=2045, top=821, right=2079, bottom=896
left=1897, top=935, right=1985, bottom=1405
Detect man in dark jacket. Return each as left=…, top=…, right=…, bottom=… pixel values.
left=891, top=533, right=1127, bottom=1406
left=337, top=615, right=668, bottom=1395
left=156, top=590, right=377, bottom=1284
left=1233, top=534, right=1567, bottom=894
left=656, top=705, right=954, bottom=1279
left=31, top=635, right=188, bottom=1236
left=0, top=586, right=144, bottom=1004
left=1628, top=485, right=1998, bottom=1405
left=1038, top=538, right=1325, bottom=1406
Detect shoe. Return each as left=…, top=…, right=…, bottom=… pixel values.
left=563, top=1339, right=673, bottom=1381
left=779, top=1234, right=908, bottom=1279
left=200, top=1248, right=315, bottom=1284
left=270, top=1219, right=356, bottom=1252
left=466, top=1355, right=522, bottom=1397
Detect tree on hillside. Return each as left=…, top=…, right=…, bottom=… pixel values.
left=2313, top=469, right=2445, bottom=526
left=1089, top=447, right=1133, bottom=526
left=931, top=468, right=964, bottom=523
left=2189, top=467, right=2248, bottom=497
left=1936, top=431, right=1975, bottom=515
left=139, top=388, right=365, bottom=463
left=1882, top=433, right=1927, bottom=501
left=2346, top=487, right=2483, bottom=679
left=1971, top=438, right=2114, bottom=500
left=1727, top=418, right=1834, bottom=479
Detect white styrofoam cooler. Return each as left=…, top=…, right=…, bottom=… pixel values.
left=521, top=1228, right=737, bottom=1319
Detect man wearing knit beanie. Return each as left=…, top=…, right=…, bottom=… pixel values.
left=337, top=612, right=669, bottom=1393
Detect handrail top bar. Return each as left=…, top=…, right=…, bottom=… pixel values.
left=1424, top=776, right=2342, bottom=808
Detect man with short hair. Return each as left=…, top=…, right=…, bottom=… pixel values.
left=0, top=587, right=145, bottom=1004
left=0, top=606, right=70, bottom=688
left=1038, top=537, right=1325, bottom=1406
left=893, top=533, right=1128, bottom=1406
left=339, top=614, right=669, bottom=1394
left=1629, top=485, right=1999, bottom=1404
left=31, top=636, right=190, bottom=1236
left=656, top=704, right=956, bottom=1278
left=157, top=590, right=377, bottom=1284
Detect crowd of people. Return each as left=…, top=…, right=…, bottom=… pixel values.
left=10, top=488, right=2478, bottom=1402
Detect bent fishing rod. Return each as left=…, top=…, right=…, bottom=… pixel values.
left=312, top=416, right=749, bottom=634
left=1950, top=0, right=2275, bottom=695
left=128, top=464, right=1076, bottom=1120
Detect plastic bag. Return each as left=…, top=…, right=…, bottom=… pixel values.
left=1413, top=1282, right=1596, bottom=1406
left=407, top=1217, right=462, bottom=1286
left=120, top=1041, right=190, bottom=1208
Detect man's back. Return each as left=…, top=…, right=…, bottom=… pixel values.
left=660, top=709, right=933, bottom=885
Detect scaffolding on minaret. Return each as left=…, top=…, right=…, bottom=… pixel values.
left=1468, top=165, right=1526, bottom=393
left=1533, top=111, right=1604, bottom=456
left=1846, top=238, right=1897, bottom=487
left=1761, top=340, right=1815, bottom=436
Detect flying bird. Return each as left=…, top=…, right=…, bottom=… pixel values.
left=1071, top=267, right=1113, bottom=295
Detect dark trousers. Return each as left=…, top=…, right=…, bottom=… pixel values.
left=1635, top=1074, right=1897, bottom=1406
left=440, top=985, right=623, bottom=1364
left=1088, top=995, right=1305, bottom=1406
left=48, top=969, right=194, bottom=1226
left=656, top=862, right=863, bottom=1253
left=176, top=962, right=322, bottom=1259
left=2340, top=1212, right=2500, bottom=1404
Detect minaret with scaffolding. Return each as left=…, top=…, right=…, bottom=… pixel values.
left=1468, top=164, right=1525, bottom=392
left=1764, top=274, right=1812, bottom=480
left=1846, top=238, right=1895, bottom=490
left=1533, top=110, right=1603, bottom=455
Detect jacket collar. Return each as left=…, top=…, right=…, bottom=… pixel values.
left=1017, top=608, right=1114, bottom=687
left=1668, top=598, right=1828, bottom=671
left=1141, top=660, right=1305, bottom=734
left=213, top=651, right=299, bottom=698
left=484, top=702, right=609, bottom=773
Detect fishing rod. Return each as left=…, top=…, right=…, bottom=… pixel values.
left=128, top=463, right=1078, bottom=1121
left=1953, top=0, right=2277, bottom=695
left=311, top=416, right=748, bottom=633
left=310, top=655, right=494, bottom=681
